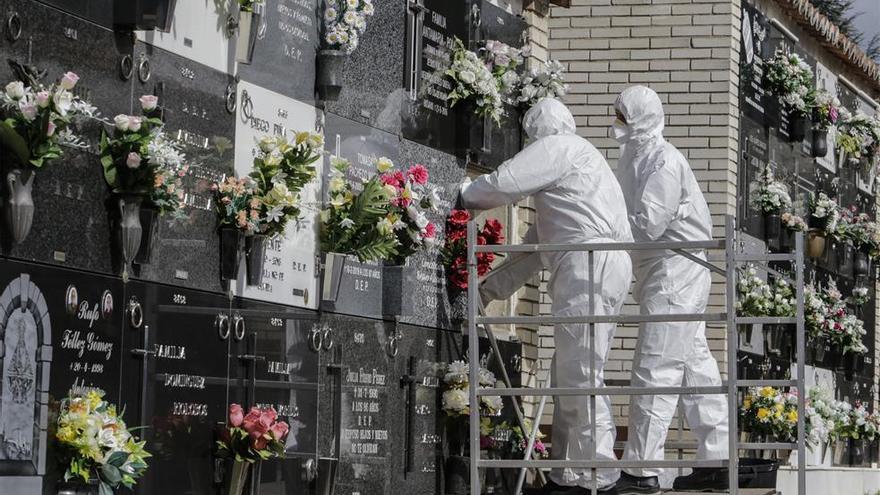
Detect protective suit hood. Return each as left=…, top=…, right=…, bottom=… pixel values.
left=614, top=85, right=665, bottom=147
left=523, top=97, right=577, bottom=140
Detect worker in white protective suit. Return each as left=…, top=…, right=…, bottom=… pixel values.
left=611, top=86, right=729, bottom=495
left=460, top=98, right=633, bottom=495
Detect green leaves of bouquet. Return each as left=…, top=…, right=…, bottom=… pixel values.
left=249, top=132, right=322, bottom=238
left=320, top=156, right=398, bottom=263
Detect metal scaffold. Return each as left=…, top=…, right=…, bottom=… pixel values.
left=465, top=215, right=807, bottom=495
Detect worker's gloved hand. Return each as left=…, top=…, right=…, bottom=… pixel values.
left=448, top=178, right=471, bottom=210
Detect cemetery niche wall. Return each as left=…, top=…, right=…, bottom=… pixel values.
left=737, top=0, right=880, bottom=467
left=0, top=0, right=532, bottom=494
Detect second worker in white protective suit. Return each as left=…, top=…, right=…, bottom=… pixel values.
left=459, top=98, right=633, bottom=494
left=611, top=86, right=729, bottom=495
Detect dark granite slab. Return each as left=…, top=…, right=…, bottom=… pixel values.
left=318, top=314, right=396, bottom=495
left=237, top=0, right=318, bottom=104
left=31, top=0, right=113, bottom=28
left=130, top=41, right=237, bottom=293
left=738, top=115, right=769, bottom=242
left=0, top=0, right=133, bottom=275
left=397, top=138, right=466, bottom=330
left=324, top=0, right=406, bottom=134
left=321, top=113, right=400, bottom=319
left=739, top=2, right=769, bottom=126
left=232, top=80, right=322, bottom=310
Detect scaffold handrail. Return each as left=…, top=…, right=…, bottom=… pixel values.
left=473, top=239, right=724, bottom=253
left=465, top=215, right=807, bottom=495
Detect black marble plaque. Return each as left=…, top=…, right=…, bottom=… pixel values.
left=739, top=2, right=769, bottom=125
left=0, top=260, right=123, bottom=489
left=131, top=41, right=237, bottom=293
left=118, top=283, right=232, bottom=495
left=237, top=0, right=318, bottom=104
left=0, top=0, right=134, bottom=274
left=400, top=0, right=472, bottom=154
left=472, top=0, right=526, bottom=171
left=230, top=298, right=320, bottom=493
left=739, top=116, right=768, bottom=241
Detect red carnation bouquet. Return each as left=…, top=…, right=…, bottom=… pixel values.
left=441, top=209, right=504, bottom=290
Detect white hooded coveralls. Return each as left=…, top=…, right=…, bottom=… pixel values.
left=614, top=86, right=729, bottom=478
left=462, top=98, right=633, bottom=489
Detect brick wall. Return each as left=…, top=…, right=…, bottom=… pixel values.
left=547, top=0, right=740, bottom=433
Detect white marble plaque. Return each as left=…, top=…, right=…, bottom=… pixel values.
left=137, top=0, right=237, bottom=75
left=232, top=81, right=322, bottom=309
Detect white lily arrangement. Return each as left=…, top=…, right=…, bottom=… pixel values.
left=322, top=0, right=375, bottom=54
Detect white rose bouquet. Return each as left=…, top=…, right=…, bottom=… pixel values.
left=446, top=38, right=504, bottom=124
left=0, top=71, right=94, bottom=168
left=100, top=95, right=186, bottom=217
left=441, top=360, right=504, bottom=418
left=750, top=165, right=791, bottom=214
left=481, top=40, right=525, bottom=104
left=764, top=49, right=815, bottom=116
left=322, top=0, right=375, bottom=54
left=515, top=59, right=569, bottom=108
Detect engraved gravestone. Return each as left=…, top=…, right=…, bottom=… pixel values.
left=815, top=61, right=838, bottom=172
left=472, top=0, right=527, bottom=171
left=131, top=41, right=236, bottom=293
left=1, top=0, right=133, bottom=274
left=401, top=0, right=471, bottom=154
left=126, top=284, right=232, bottom=495
left=321, top=114, right=400, bottom=318
left=230, top=298, right=319, bottom=492
left=318, top=315, right=395, bottom=495
left=232, top=80, right=322, bottom=310
left=398, top=138, right=466, bottom=330
left=739, top=116, right=769, bottom=241
left=237, top=0, right=318, bottom=104
left=31, top=0, right=113, bottom=28
left=739, top=3, right=769, bottom=126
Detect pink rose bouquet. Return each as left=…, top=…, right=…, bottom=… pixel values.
left=216, top=404, right=290, bottom=462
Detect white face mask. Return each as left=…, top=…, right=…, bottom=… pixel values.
left=612, top=120, right=630, bottom=143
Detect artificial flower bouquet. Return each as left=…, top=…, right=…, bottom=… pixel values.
left=808, top=192, right=839, bottom=232
left=446, top=38, right=504, bottom=124
left=320, top=156, right=399, bottom=262
left=750, top=165, right=791, bottom=214
left=836, top=110, right=880, bottom=166
left=441, top=360, right=504, bottom=418
left=481, top=39, right=525, bottom=104
left=248, top=132, right=321, bottom=238
left=55, top=389, right=150, bottom=494
left=850, top=286, right=870, bottom=307
left=735, top=265, right=772, bottom=317
left=441, top=209, right=504, bottom=291
left=812, top=90, right=841, bottom=130
left=0, top=71, right=94, bottom=168
left=490, top=419, right=549, bottom=459
left=515, top=59, right=569, bottom=108
left=238, top=0, right=262, bottom=12
left=321, top=0, right=375, bottom=54
left=213, top=176, right=261, bottom=234
left=216, top=404, right=289, bottom=495
left=378, top=161, right=440, bottom=265
left=100, top=95, right=186, bottom=216
left=781, top=212, right=806, bottom=232
left=741, top=386, right=799, bottom=443
left=763, top=49, right=815, bottom=117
